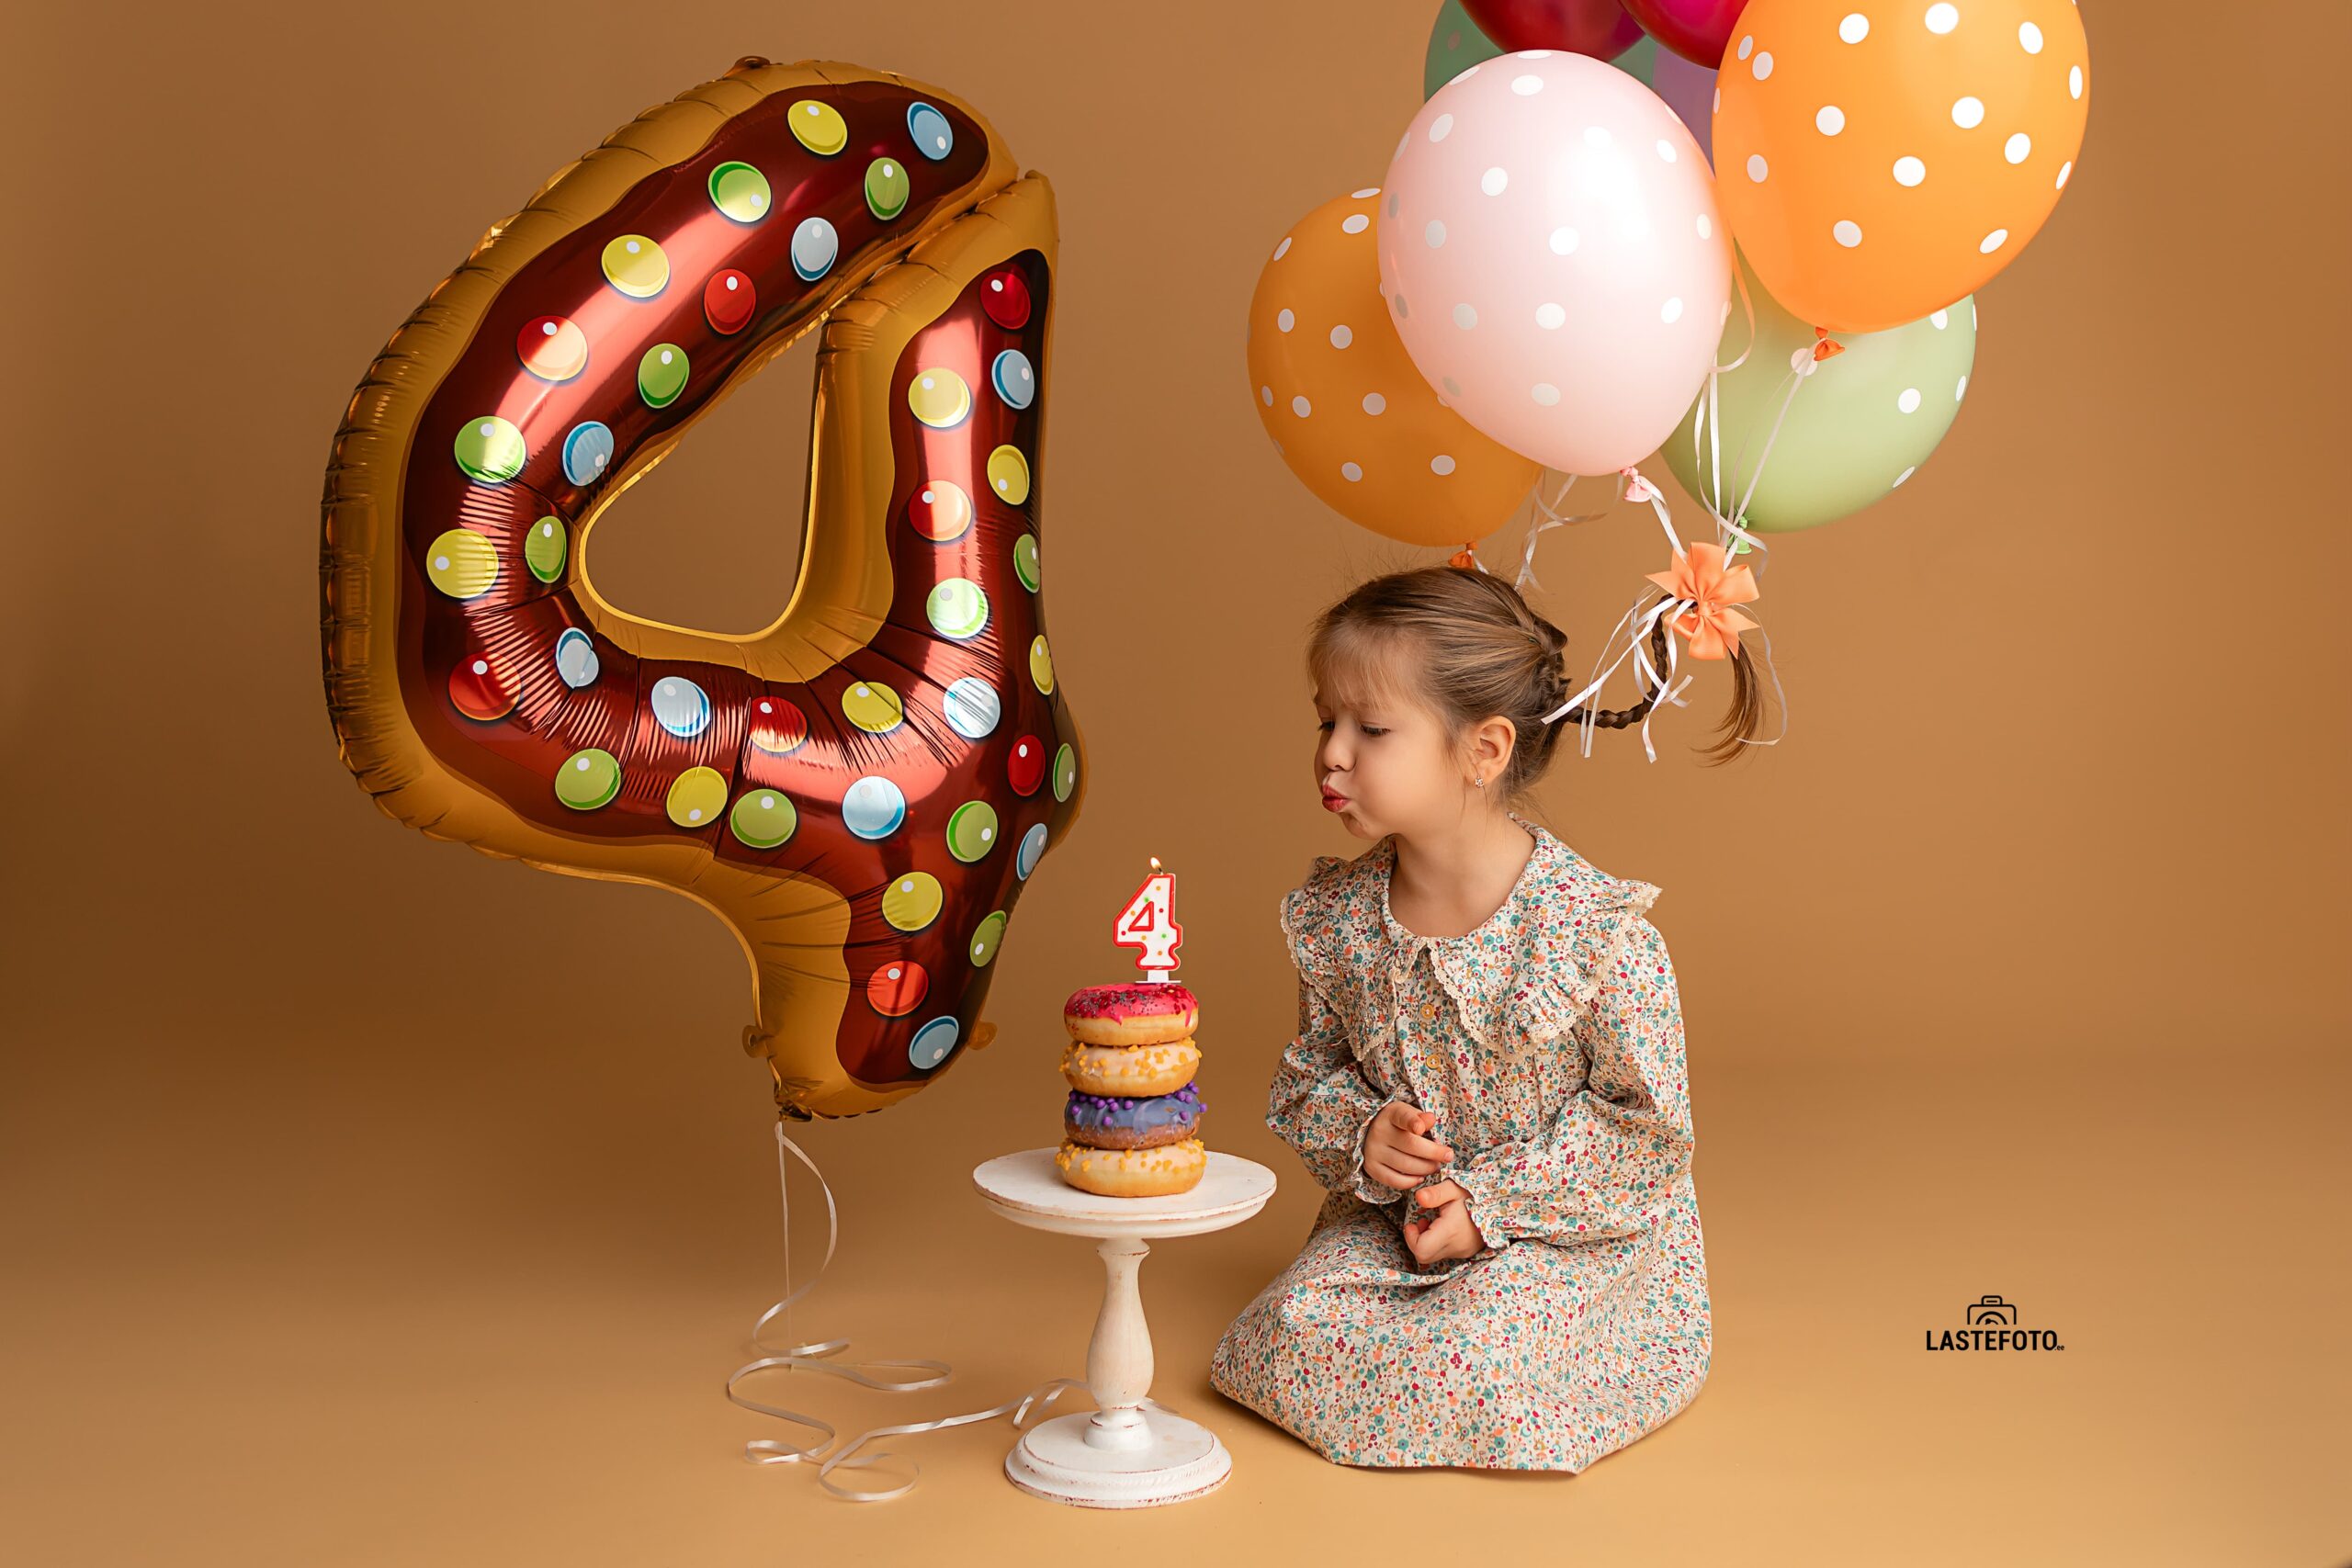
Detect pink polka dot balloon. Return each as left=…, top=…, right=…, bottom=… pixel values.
left=1380, top=50, right=1732, bottom=476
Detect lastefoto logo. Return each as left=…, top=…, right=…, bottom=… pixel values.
left=1924, top=1294, right=2066, bottom=1352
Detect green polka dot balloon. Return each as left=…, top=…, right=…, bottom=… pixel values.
left=1664, top=250, right=1978, bottom=536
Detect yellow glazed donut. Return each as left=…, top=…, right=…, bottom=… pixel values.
left=1063, top=981, right=1199, bottom=1046
left=1060, top=1038, right=1199, bottom=1098
left=1055, top=1137, right=1206, bottom=1197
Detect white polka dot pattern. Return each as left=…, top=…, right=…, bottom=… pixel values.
left=1244, top=186, right=1542, bottom=546
left=1380, top=49, right=1731, bottom=475
left=1712, top=0, right=2093, bottom=332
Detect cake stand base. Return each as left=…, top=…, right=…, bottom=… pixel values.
left=1002, top=1407, right=1232, bottom=1508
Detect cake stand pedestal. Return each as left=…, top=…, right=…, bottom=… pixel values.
left=969, top=1147, right=1275, bottom=1508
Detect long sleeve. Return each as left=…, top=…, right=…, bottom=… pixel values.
left=1266, top=972, right=1411, bottom=1208
left=1448, top=913, right=1694, bottom=1247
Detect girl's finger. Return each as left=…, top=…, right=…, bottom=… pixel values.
left=1400, top=1132, right=1454, bottom=1162
left=1375, top=1151, right=1444, bottom=1179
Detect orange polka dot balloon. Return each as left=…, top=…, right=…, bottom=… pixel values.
left=1247, top=189, right=1540, bottom=548
left=1713, top=0, right=2089, bottom=333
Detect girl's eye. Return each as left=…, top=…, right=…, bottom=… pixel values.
left=1361, top=727, right=1386, bottom=738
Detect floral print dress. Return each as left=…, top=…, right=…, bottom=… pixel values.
left=1207, top=812, right=1711, bottom=1471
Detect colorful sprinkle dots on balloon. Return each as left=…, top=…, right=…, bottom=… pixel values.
left=882, top=871, right=945, bottom=932
left=705, top=269, right=756, bottom=335
left=562, top=422, right=613, bottom=486
left=867, top=959, right=930, bottom=1017
left=791, top=217, right=839, bottom=281
left=842, top=775, right=908, bottom=840
left=980, top=267, right=1032, bottom=329
left=448, top=650, right=514, bottom=722
left=789, top=99, right=849, bottom=156
left=650, top=676, right=712, bottom=739
left=908, top=368, right=972, bottom=429
left=555, top=749, right=622, bottom=810
left=729, top=788, right=798, bottom=850
left=1013, top=534, right=1040, bottom=592
left=554, top=628, right=599, bottom=689
left=909, top=1015, right=959, bottom=1069
left=601, top=235, right=668, bottom=298
left=748, top=696, right=808, bottom=755
left=517, top=317, right=587, bottom=382
left=865, top=157, right=910, bottom=220
left=425, top=528, right=499, bottom=599
left=1017, top=822, right=1048, bottom=880
left=639, top=344, right=688, bottom=409
left=1053, top=742, right=1078, bottom=802
left=1029, top=634, right=1056, bottom=694
left=1008, top=735, right=1046, bottom=796
left=943, top=678, right=1000, bottom=739
left=991, top=350, right=1035, bottom=410
left=524, top=517, right=567, bottom=583
left=926, top=578, right=989, bottom=640
left=988, top=446, right=1031, bottom=504
left=666, top=766, right=728, bottom=828
left=946, top=800, right=1000, bottom=863
left=708, top=161, right=772, bottom=223
left=454, top=417, right=526, bottom=484
left=907, top=102, right=954, bottom=161
left=968, top=910, right=1008, bottom=967
left=842, top=680, right=905, bottom=734
left=907, top=479, right=974, bottom=541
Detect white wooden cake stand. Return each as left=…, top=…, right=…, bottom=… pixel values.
left=969, top=1147, right=1276, bottom=1508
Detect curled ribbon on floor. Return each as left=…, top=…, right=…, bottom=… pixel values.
left=724, top=1120, right=1175, bottom=1501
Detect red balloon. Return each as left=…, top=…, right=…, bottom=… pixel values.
left=1461, top=0, right=1644, bottom=57
left=1621, top=0, right=1748, bottom=66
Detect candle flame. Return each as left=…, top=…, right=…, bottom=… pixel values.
left=1149, top=856, right=1162, bottom=873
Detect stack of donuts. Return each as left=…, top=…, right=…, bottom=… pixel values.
left=1056, top=983, right=1206, bottom=1197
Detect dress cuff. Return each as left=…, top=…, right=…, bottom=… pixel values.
left=1348, top=1088, right=1410, bottom=1205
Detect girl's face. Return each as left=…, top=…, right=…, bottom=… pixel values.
left=1313, top=679, right=1464, bottom=842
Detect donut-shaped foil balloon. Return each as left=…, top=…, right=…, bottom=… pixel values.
left=320, top=58, right=1083, bottom=1121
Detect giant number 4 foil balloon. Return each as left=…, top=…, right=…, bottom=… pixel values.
left=320, top=59, right=1082, bottom=1122
left=1713, top=0, right=2089, bottom=333
left=1248, top=189, right=1541, bottom=547
left=1665, top=248, right=1976, bottom=532
left=1382, top=50, right=1731, bottom=476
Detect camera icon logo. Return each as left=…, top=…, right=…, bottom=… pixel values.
left=1965, top=1295, right=2018, bottom=1326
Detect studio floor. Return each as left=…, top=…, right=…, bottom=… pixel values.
left=6, top=1037, right=2341, bottom=1567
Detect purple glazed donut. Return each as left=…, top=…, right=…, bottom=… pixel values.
left=1062, top=1080, right=1205, bottom=1150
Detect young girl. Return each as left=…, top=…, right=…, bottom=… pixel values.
left=1208, top=562, right=1736, bottom=1472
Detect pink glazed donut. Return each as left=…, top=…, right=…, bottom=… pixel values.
left=1061, top=981, right=1199, bottom=1046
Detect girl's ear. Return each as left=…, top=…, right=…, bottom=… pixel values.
left=1475, top=714, right=1517, bottom=774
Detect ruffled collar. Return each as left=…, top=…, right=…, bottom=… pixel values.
left=1279, top=811, right=1662, bottom=1053
left=1376, top=810, right=1558, bottom=949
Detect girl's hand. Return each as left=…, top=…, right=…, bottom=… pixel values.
left=1363, top=1103, right=1453, bottom=1191
left=1402, top=1179, right=1488, bottom=1266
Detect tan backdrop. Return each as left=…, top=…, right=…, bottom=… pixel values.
left=4, top=1, right=2344, bottom=1562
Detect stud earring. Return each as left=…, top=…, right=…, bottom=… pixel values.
left=1474, top=773, right=1486, bottom=789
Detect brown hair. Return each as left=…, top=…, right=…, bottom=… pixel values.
left=1306, top=564, right=1770, bottom=779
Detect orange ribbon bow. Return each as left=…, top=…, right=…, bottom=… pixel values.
left=1645, top=540, right=1760, bottom=660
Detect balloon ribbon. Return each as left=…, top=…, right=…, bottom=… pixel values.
left=723, top=1120, right=1173, bottom=1500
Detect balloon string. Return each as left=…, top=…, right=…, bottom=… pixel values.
left=1513, top=469, right=1607, bottom=593
left=722, top=1122, right=1173, bottom=1501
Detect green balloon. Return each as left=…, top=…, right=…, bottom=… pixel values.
left=1664, top=252, right=1978, bottom=536
left=1423, top=1, right=1659, bottom=100
left=1423, top=0, right=1501, bottom=99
